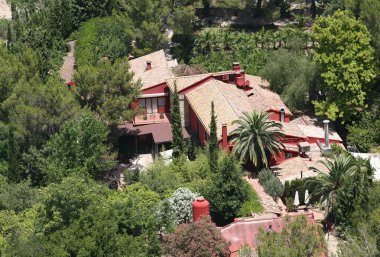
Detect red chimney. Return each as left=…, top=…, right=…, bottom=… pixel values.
left=222, top=124, right=228, bottom=149
left=232, top=62, right=240, bottom=71
left=192, top=197, right=210, bottom=222
left=146, top=61, right=152, bottom=71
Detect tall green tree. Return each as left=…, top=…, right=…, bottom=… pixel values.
left=208, top=101, right=218, bottom=172
left=230, top=112, right=284, bottom=170
left=259, top=49, right=319, bottom=111
left=347, top=109, right=380, bottom=152
left=73, top=57, right=141, bottom=124
left=206, top=155, right=250, bottom=226
left=6, top=24, right=12, bottom=51
left=6, top=129, right=20, bottom=183
left=1, top=77, right=80, bottom=148
left=311, top=10, right=377, bottom=121
left=23, top=112, right=116, bottom=185
left=171, top=84, right=184, bottom=159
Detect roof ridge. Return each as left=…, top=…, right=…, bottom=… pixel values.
left=167, top=73, right=213, bottom=80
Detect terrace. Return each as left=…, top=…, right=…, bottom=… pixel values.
left=133, top=112, right=171, bottom=125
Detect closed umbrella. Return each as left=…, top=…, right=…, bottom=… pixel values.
left=294, top=191, right=300, bottom=207
left=305, top=190, right=310, bottom=205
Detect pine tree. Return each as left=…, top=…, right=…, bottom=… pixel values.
left=209, top=101, right=218, bottom=172
left=171, top=83, right=184, bottom=158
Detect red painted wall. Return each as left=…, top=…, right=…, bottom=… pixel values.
left=267, top=111, right=291, bottom=122
left=142, top=82, right=168, bottom=94
left=188, top=104, right=207, bottom=145
left=189, top=106, right=197, bottom=134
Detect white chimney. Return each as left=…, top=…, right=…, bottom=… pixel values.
left=280, top=107, right=285, bottom=123
left=323, top=120, right=330, bottom=149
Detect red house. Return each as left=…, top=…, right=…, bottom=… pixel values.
left=119, top=50, right=342, bottom=165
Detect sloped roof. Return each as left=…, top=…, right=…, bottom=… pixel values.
left=246, top=75, right=291, bottom=115
left=166, top=73, right=212, bottom=92
left=185, top=78, right=279, bottom=138
left=173, top=71, right=341, bottom=142
left=297, top=123, right=342, bottom=141
left=129, top=50, right=174, bottom=89
left=186, top=79, right=243, bottom=137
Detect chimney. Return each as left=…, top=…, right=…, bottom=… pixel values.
left=232, top=62, right=240, bottom=71
left=222, top=124, right=228, bottom=149
left=323, top=120, right=330, bottom=149
left=146, top=60, right=152, bottom=71
left=192, top=197, right=210, bottom=222
left=280, top=107, right=285, bottom=122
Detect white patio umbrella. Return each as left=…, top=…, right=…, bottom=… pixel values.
left=304, top=190, right=310, bottom=205
left=294, top=191, right=300, bottom=207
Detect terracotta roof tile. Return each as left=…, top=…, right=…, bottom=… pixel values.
left=297, top=123, right=342, bottom=141
left=129, top=50, right=174, bottom=89
left=246, top=75, right=291, bottom=115
left=186, top=79, right=241, bottom=137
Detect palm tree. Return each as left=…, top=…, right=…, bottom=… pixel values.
left=230, top=112, right=285, bottom=170
left=306, top=154, right=357, bottom=218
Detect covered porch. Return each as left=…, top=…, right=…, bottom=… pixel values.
left=118, top=122, right=190, bottom=160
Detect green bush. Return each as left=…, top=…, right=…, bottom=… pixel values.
left=74, top=16, right=134, bottom=67
left=258, top=169, right=283, bottom=200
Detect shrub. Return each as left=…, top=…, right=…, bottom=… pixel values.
left=258, top=169, right=283, bottom=200
left=169, top=188, right=199, bottom=225
left=238, top=245, right=259, bottom=257
left=162, top=215, right=230, bottom=257
left=257, top=215, right=326, bottom=256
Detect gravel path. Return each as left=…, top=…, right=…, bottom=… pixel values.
left=60, top=41, right=76, bottom=83
left=245, top=177, right=282, bottom=215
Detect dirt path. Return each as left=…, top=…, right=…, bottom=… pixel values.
left=60, top=41, right=76, bottom=83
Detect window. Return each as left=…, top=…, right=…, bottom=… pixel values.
left=158, top=97, right=166, bottom=107
left=138, top=99, right=145, bottom=108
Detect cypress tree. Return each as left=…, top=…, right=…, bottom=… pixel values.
left=7, top=129, right=20, bottom=183
left=209, top=101, right=218, bottom=172
left=171, top=83, right=184, bottom=158
left=186, top=138, right=196, bottom=161
left=6, top=23, right=12, bottom=51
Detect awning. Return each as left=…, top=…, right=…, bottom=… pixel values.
left=119, top=122, right=190, bottom=144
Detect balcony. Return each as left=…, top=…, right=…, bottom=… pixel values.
left=133, top=113, right=171, bottom=125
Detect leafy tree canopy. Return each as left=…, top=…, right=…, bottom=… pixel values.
left=73, top=57, right=141, bottom=124
left=311, top=10, right=377, bottom=122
